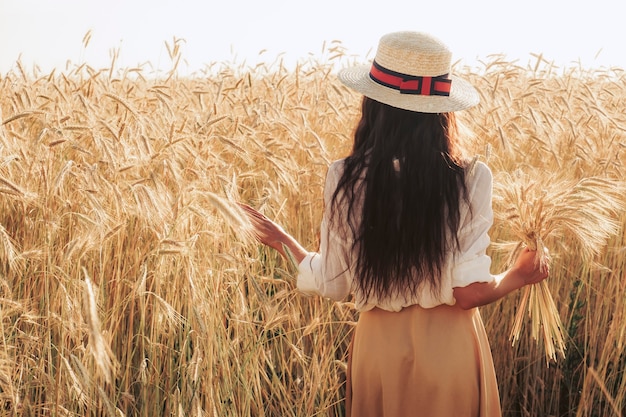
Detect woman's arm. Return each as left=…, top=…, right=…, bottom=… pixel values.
left=239, top=202, right=352, bottom=301
left=453, top=248, right=549, bottom=310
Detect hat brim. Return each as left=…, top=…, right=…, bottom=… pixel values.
left=338, top=64, right=479, bottom=113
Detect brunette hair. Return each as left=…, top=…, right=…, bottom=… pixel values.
left=330, top=96, right=469, bottom=300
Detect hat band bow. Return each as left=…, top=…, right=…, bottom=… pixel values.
left=369, top=61, right=452, bottom=96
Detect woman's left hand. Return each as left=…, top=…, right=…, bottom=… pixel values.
left=238, top=203, right=308, bottom=263
left=239, top=203, right=288, bottom=252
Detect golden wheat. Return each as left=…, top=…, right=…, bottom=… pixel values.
left=0, top=48, right=624, bottom=416
left=492, top=171, right=624, bottom=362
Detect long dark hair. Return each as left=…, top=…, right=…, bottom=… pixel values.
left=330, top=96, right=469, bottom=300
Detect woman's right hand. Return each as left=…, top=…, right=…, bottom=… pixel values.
left=512, top=247, right=550, bottom=286
left=453, top=247, right=550, bottom=310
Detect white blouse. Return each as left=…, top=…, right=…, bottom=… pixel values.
left=296, top=159, right=496, bottom=312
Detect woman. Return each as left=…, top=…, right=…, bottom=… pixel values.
left=240, top=31, right=548, bottom=417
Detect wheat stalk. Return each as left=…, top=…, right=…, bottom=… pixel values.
left=2, top=46, right=626, bottom=415
left=493, top=170, right=624, bottom=362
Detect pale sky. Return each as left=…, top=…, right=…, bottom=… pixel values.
left=1, top=0, right=624, bottom=76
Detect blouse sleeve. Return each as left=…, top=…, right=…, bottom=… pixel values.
left=296, top=162, right=352, bottom=300
left=451, top=162, right=495, bottom=288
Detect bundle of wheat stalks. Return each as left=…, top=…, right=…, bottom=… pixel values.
left=492, top=169, right=624, bottom=362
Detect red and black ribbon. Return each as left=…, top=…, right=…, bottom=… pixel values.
left=369, top=60, right=452, bottom=96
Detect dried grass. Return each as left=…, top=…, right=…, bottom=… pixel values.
left=493, top=171, right=624, bottom=361
left=0, top=48, right=624, bottom=416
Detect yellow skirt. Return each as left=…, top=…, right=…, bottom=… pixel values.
left=346, top=304, right=502, bottom=417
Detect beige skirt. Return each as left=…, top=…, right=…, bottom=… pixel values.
left=346, top=304, right=502, bottom=417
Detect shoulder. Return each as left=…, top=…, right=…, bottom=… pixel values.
left=326, top=159, right=346, bottom=185
left=466, top=159, right=493, bottom=189
left=323, top=159, right=347, bottom=200
left=328, top=158, right=346, bottom=174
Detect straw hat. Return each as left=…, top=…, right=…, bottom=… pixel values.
left=338, top=31, right=479, bottom=113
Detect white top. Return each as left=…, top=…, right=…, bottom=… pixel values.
left=296, top=159, right=495, bottom=312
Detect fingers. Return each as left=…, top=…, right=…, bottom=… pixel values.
left=238, top=203, right=267, bottom=222
left=237, top=203, right=265, bottom=240
left=517, top=247, right=551, bottom=285
left=238, top=204, right=275, bottom=232
left=237, top=202, right=284, bottom=248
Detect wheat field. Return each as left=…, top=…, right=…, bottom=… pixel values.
left=0, top=43, right=625, bottom=416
